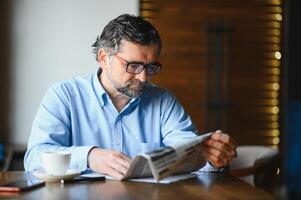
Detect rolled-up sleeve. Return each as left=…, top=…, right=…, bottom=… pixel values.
left=24, top=84, right=94, bottom=172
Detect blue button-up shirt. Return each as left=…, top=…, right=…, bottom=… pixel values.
left=24, top=68, right=211, bottom=172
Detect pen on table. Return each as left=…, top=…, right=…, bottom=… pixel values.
left=60, top=176, right=105, bottom=184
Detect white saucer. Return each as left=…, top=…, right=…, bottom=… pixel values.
left=33, top=169, right=81, bottom=182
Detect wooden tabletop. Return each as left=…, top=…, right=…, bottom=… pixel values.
left=0, top=171, right=275, bottom=200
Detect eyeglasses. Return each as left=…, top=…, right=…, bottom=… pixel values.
left=114, top=54, right=161, bottom=75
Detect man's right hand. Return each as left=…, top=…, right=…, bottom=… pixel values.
left=87, top=148, right=132, bottom=180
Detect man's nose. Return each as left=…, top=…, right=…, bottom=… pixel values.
left=135, top=69, right=148, bottom=82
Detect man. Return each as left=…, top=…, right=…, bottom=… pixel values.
left=24, top=14, right=237, bottom=179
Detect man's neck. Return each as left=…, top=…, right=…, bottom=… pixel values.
left=98, top=74, right=131, bottom=112
left=110, top=94, right=131, bottom=112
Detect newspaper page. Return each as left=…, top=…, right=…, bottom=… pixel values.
left=122, top=133, right=212, bottom=181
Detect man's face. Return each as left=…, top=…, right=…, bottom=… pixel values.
left=100, top=40, right=160, bottom=98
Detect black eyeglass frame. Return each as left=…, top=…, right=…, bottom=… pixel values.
left=114, top=54, right=162, bottom=75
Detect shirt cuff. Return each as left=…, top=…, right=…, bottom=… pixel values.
left=70, top=146, right=95, bottom=172
left=197, top=162, right=224, bottom=172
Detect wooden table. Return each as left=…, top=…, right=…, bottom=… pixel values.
left=0, top=171, right=274, bottom=200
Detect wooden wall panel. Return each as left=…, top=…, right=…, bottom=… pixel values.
left=141, top=0, right=282, bottom=148
left=0, top=0, right=10, bottom=143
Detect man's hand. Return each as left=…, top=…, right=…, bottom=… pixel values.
left=88, top=148, right=132, bottom=180
left=203, top=130, right=237, bottom=168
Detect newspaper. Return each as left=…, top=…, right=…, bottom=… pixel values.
left=121, top=133, right=212, bottom=182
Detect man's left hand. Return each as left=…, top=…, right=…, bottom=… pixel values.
left=203, top=130, right=238, bottom=168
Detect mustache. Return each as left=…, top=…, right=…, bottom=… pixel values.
left=117, top=80, right=150, bottom=98
left=130, top=79, right=149, bottom=85
left=127, top=79, right=150, bottom=89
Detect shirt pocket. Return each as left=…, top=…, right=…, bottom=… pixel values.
left=138, top=142, right=161, bottom=154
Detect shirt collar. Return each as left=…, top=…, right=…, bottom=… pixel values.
left=92, top=68, right=107, bottom=107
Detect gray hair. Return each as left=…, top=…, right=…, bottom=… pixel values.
left=92, top=14, right=162, bottom=61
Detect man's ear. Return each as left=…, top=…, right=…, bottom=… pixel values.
left=97, top=49, right=109, bottom=69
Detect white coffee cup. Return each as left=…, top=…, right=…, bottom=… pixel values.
left=41, top=151, right=71, bottom=176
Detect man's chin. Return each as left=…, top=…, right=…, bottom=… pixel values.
left=118, top=82, right=148, bottom=98
left=118, top=88, right=143, bottom=98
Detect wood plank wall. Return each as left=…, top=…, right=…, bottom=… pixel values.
left=140, top=0, right=282, bottom=148
left=0, top=0, right=10, bottom=143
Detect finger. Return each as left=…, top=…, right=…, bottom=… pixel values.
left=205, top=150, right=228, bottom=168
left=207, top=155, right=227, bottom=168
left=203, top=143, right=234, bottom=167
left=205, top=139, right=229, bottom=151
left=204, top=145, right=230, bottom=161
left=210, top=132, right=238, bottom=150
left=220, top=134, right=238, bottom=150
left=116, top=153, right=132, bottom=167
left=211, top=131, right=230, bottom=143
left=93, top=156, right=128, bottom=177
left=207, top=154, right=224, bottom=166
left=204, top=139, right=234, bottom=157
left=105, top=166, right=125, bottom=180
left=113, top=154, right=132, bottom=172
left=107, top=158, right=130, bottom=175
left=104, top=152, right=131, bottom=175
left=108, top=151, right=131, bottom=165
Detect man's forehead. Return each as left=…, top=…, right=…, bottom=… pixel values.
left=118, top=40, right=159, bottom=53
left=117, top=41, right=159, bottom=64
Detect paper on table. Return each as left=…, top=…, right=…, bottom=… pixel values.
left=80, top=172, right=196, bottom=184
left=106, top=173, right=197, bottom=184
left=129, top=173, right=197, bottom=184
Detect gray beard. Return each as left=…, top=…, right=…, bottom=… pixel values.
left=117, top=80, right=149, bottom=98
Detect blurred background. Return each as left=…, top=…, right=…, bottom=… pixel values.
left=0, top=0, right=300, bottom=198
